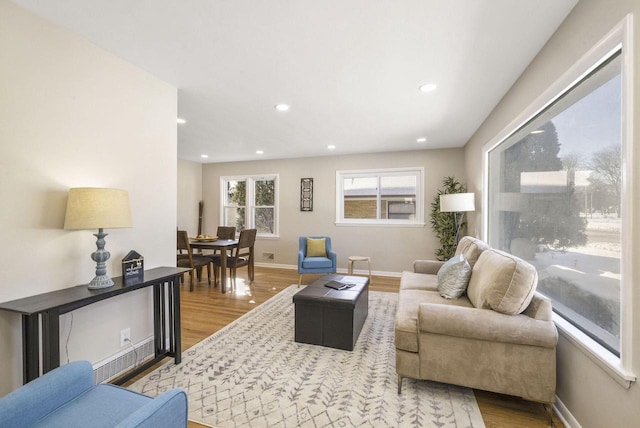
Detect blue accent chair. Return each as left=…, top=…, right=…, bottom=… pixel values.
left=0, top=361, right=187, bottom=428
left=298, top=236, right=337, bottom=286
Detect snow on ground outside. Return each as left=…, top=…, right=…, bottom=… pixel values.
left=530, top=214, right=620, bottom=301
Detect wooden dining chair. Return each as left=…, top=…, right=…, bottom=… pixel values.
left=204, top=226, right=236, bottom=286
left=212, top=228, right=257, bottom=289
left=176, top=230, right=212, bottom=291
left=216, top=226, right=236, bottom=240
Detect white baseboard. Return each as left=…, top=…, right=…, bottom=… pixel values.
left=253, top=262, right=402, bottom=278
left=554, top=395, right=581, bottom=428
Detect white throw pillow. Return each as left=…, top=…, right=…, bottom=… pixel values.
left=437, top=254, right=472, bottom=299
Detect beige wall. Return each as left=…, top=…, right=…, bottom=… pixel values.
left=0, top=1, right=177, bottom=394
left=197, top=149, right=466, bottom=274
left=177, top=159, right=202, bottom=234
left=464, top=0, right=639, bottom=426
left=202, top=149, right=465, bottom=274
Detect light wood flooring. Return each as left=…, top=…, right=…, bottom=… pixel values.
left=126, top=266, right=563, bottom=428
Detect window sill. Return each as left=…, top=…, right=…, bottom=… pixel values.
left=335, top=221, right=425, bottom=228
left=257, top=234, right=279, bottom=240
left=553, top=313, right=636, bottom=388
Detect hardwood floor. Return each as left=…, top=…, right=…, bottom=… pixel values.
left=126, top=266, right=563, bottom=428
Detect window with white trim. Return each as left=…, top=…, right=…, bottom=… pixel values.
left=486, top=49, right=623, bottom=356
left=221, top=174, right=278, bottom=237
left=336, top=168, right=424, bottom=226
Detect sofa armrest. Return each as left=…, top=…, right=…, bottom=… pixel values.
left=413, top=260, right=444, bottom=275
left=117, top=389, right=188, bottom=428
left=0, top=361, right=95, bottom=427
left=327, top=248, right=337, bottom=266
left=418, top=303, right=558, bottom=348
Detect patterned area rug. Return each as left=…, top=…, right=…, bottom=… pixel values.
left=130, top=285, right=485, bottom=427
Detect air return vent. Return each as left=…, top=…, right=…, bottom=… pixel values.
left=93, top=337, right=154, bottom=384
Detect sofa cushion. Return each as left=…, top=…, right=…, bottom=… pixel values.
left=455, top=236, right=489, bottom=268
left=437, top=254, right=472, bottom=299
left=301, top=256, right=333, bottom=269
left=399, top=271, right=438, bottom=291
left=395, top=289, right=473, bottom=353
left=467, top=249, right=538, bottom=315
left=306, top=237, right=327, bottom=257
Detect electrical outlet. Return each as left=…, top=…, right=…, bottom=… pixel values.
left=120, top=328, right=131, bottom=347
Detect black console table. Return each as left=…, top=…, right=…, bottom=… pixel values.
left=0, top=266, right=189, bottom=385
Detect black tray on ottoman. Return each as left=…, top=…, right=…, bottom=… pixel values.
left=293, top=274, right=369, bottom=351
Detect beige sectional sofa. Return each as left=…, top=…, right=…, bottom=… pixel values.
left=394, top=236, right=558, bottom=408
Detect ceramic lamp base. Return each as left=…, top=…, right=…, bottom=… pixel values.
left=88, top=228, right=115, bottom=289
left=88, top=275, right=115, bottom=289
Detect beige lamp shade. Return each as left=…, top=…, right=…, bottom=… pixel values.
left=64, top=188, right=132, bottom=230
left=440, top=193, right=476, bottom=213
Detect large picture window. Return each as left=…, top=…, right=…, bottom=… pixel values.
left=221, top=175, right=278, bottom=237
left=336, top=168, right=424, bottom=226
left=486, top=50, right=623, bottom=355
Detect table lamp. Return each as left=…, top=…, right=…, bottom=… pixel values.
left=64, top=188, right=132, bottom=289
left=439, top=192, right=475, bottom=245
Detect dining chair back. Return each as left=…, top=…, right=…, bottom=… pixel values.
left=176, top=230, right=212, bottom=291
left=214, top=228, right=257, bottom=289
left=216, top=226, right=236, bottom=240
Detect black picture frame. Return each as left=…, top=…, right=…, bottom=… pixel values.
left=300, top=178, right=313, bottom=211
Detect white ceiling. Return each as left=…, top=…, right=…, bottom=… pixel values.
left=12, top=0, right=578, bottom=163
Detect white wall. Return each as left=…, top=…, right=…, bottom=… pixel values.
left=177, top=159, right=202, bottom=234
left=464, top=0, right=640, bottom=426
left=199, top=149, right=466, bottom=274
left=0, top=1, right=177, bottom=394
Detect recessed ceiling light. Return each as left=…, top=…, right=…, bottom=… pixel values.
left=327, top=145, right=336, bottom=150
left=416, top=137, right=427, bottom=143
left=531, top=129, right=545, bottom=134
left=200, top=154, right=209, bottom=158
left=418, top=83, right=437, bottom=93
left=274, top=104, right=290, bottom=112
left=177, top=118, right=186, bottom=124
left=256, top=150, right=264, bottom=155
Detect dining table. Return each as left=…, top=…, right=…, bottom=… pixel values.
left=190, top=238, right=239, bottom=293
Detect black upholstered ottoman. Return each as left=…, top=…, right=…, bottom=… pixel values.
left=293, top=275, right=369, bottom=351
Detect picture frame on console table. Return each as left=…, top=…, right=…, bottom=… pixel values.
left=122, top=250, right=144, bottom=285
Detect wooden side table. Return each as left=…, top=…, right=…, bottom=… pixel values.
left=348, top=256, right=372, bottom=283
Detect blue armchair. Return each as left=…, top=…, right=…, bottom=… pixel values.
left=298, top=236, right=337, bottom=286
left=0, top=361, right=187, bottom=428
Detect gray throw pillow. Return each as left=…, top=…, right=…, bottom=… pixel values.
left=437, top=254, right=472, bottom=299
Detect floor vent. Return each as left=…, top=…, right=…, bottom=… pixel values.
left=93, top=337, right=154, bottom=384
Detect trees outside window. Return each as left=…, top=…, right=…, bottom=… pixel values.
left=486, top=50, right=623, bottom=355
left=222, top=175, right=278, bottom=237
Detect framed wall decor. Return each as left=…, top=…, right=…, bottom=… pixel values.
left=300, top=178, right=313, bottom=211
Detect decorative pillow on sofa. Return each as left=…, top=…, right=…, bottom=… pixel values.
left=466, top=249, right=538, bottom=315
left=455, top=236, right=490, bottom=268
left=437, top=254, right=472, bottom=299
left=306, top=238, right=327, bottom=257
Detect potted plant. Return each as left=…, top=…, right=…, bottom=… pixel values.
left=430, top=176, right=467, bottom=260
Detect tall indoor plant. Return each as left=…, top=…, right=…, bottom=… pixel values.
left=430, top=176, right=467, bottom=260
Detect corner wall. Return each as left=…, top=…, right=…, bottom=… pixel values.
left=0, top=1, right=177, bottom=394
left=177, top=159, right=203, bottom=234
left=464, top=0, right=640, bottom=426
